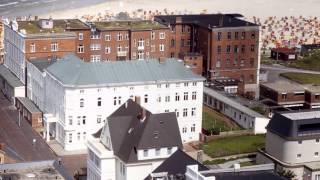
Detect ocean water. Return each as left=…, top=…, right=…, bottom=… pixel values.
left=0, top=0, right=107, bottom=17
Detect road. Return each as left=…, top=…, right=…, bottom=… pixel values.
left=261, top=64, right=320, bottom=83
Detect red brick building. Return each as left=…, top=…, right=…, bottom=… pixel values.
left=155, top=14, right=260, bottom=97
left=270, top=47, right=298, bottom=60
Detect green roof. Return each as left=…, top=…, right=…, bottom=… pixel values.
left=17, top=19, right=89, bottom=34
left=0, top=65, right=24, bottom=87
left=46, top=54, right=205, bottom=88
left=94, top=20, right=168, bottom=30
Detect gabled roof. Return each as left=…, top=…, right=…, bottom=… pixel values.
left=101, top=99, right=182, bottom=163
left=154, top=14, right=258, bottom=29
left=45, top=54, right=204, bottom=88
left=146, top=149, right=208, bottom=179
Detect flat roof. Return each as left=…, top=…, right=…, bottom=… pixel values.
left=0, top=65, right=24, bottom=87
left=282, top=110, right=320, bottom=120
left=261, top=81, right=305, bottom=93
left=204, top=87, right=266, bottom=118
left=94, top=20, right=168, bottom=31
left=17, top=19, right=89, bottom=34
left=16, top=97, right=41, bottom=113
left=304, top=161, right=320, bottom=171
left=303, top=84, right=320, bottom=93
left=155, top=14, right=258, bottom=29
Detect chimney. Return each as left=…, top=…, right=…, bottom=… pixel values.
left=135, top=96, right=141, bottom=105
left=175, top=16, right=182, bottom=24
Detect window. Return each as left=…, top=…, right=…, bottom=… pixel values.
left=226, top=45, right=231, bottom=53
left=217, top=46, right=221, bottom=54
left=144, top=94, right=148, bottom=103
left=105, top=46, right=111, bottom=54
left=97, top=115, right=102, bottom=123
left=117, top=33, right=123, bottom=41
left=217, top=32, right=222, bottom=41
left=315, top=152, right=319, bottom=157
left=171, top=39, right=175, bottom=47
left=175, top=109, right=179, bottom=117
left=165, top=95, right=170, bottom=102
left=114, top=97, right=117, bottom=106
left=183, top=108, right=188, bottom=117
left=77, top=45, right=84, bottom=53
left=234, top=45, right=238, bottom=53
left=297, top=154, right=301, bottom=158
left=151, top=32, right=155, bottom=40
left=30, top=43, right=36, bottom=53
left=156, top=148, right=160, bottom=156
left=151, top=45, right=155, bottom=52
left=167, top=147, right=172, bottom=155
left=251, top=45, right=255, bottom=52
left=184, top=82, right=188, bottom=87
left=83, top=132, right=86, bottom=140
left=240, top=59, right=245, bottom=67
left=282, top=93, right=287, bottom=100
left=192, top=92, right=197, bottom=100
left=251, top=32, right=256, bottom=39
left=105, top=34, right=111, bottom=41
left=216, top=59, right=221, bottom=68
left=298, top=140, right=302, bottom=144
left=125, top=34, right=129, bottom=40
left=143, top=150, right=148, bottom=157
left=227, top=32, right=231, bottom=40
left=182, top=127, right=187, bottom=133
left=235, top=32, right=239, bottom=39
left=82, top=116, right=86, bottom=125
left=77, top=132, right=81, bottom=141
left=184, top=92, right=188, bottom=100
left=317, top=139, right=320, bottom=143
left=241, top=45, right=246, bottom=53
left=68, top=116, right=73, bottom=125
left=118, top=96, right=121, bottom=104
left=157, top=96, right=161, bottom=102
left=159, top=32, right=165, bottom=39
left=191, top=108, right=196, bottom=116
left=69, top=133, right=72, bottom=143
left=192, top=82, right=197, bottom=86
left=77, top=116, right=81, bottom=125
left=138, top=38, right=144, bottom=47
left=241, top=32, right=246, bottom=40
left=97, top=97, right=102, bottom=106
left=191, top=124, right=196, bottom=132
left=165, top=83, right=169, bottom=88
left=138, top=51, right=144, bottom=60
left=90, top=55, right=101, bottom=62
left=175, top=93, right=180, bottom=101
left=80, top=99, right=84, bottom=107
left=165, top=109, right=169, bottom=113
left=90, top=44, right=101, bottom=50
left=316, top=95, right=320, bottom=100
left=51, top=42, right=58, bottom=51
left=159, top=44, right=165, bottom=52
left=90, top=34, right=100, bottom=39
left=79, top=33, right=83, bottom=40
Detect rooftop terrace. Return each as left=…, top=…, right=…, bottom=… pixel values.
left=94, top=20, right=168, bottom=30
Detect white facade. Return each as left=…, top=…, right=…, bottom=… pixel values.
left=203, top=87, right=269, bottom=134
left=43, top=70, right=203, bottom=150
left=87, top=138, right=177, bottom=180
left=3, top=21, right=26, bottom=84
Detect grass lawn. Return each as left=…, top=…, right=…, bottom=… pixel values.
left=202, top=107, right=241, bottom=133
left=240, top=161, right=256, bottom=167
left=280, top=72, right=320, bottom=85
left=288, top=49, right=320, bottom=71
left=201, top=135, right=265, bottom=158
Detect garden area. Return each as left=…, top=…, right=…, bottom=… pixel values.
left=200, top=134, right=265, bottom=158
left=202, top=106, right=241, bottom=135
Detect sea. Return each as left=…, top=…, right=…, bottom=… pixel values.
left=0, top=0, right=107, bottom=17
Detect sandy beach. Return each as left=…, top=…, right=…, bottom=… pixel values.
left=40, top=0, right=320, bottom=20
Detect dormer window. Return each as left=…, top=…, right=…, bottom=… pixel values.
left=143, top=149, right=148, bottom=157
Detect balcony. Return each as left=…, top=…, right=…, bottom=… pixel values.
left=138, top=46, right=145, bottom=50
left=117, top=51, right=127, bottom=57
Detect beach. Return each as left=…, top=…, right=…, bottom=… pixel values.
left=38, top=0, right=320, bottom=20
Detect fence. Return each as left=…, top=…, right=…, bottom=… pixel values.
left=200, top=129, right=253, bottom=143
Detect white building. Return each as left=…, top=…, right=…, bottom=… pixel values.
left=87, top=99, right=183, bottom=180
left=203, top=86, right=269, bottom=134
left=38, top=54, right=204, bottom=151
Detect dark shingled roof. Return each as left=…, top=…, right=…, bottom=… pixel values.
left=154, top=14, right=258, bottom=29
left=267, top=111, right=320, bottom=140
left=102, top=99, right=182, bottom=163
left=145, top=149, right=208, bottom=179
left=204, top=170, right=286, bottom=180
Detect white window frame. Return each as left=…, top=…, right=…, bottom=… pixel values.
left=159, top=32, right=165, bottom=39
left=79, top=33, right=83, bottom=40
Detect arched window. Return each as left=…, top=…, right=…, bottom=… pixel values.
left=80, top=98, right=84, bottom=107
left=97, top=97, right=102, bottom=106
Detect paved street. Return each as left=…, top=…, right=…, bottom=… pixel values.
left=261, top=64, right=320, bottom=83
